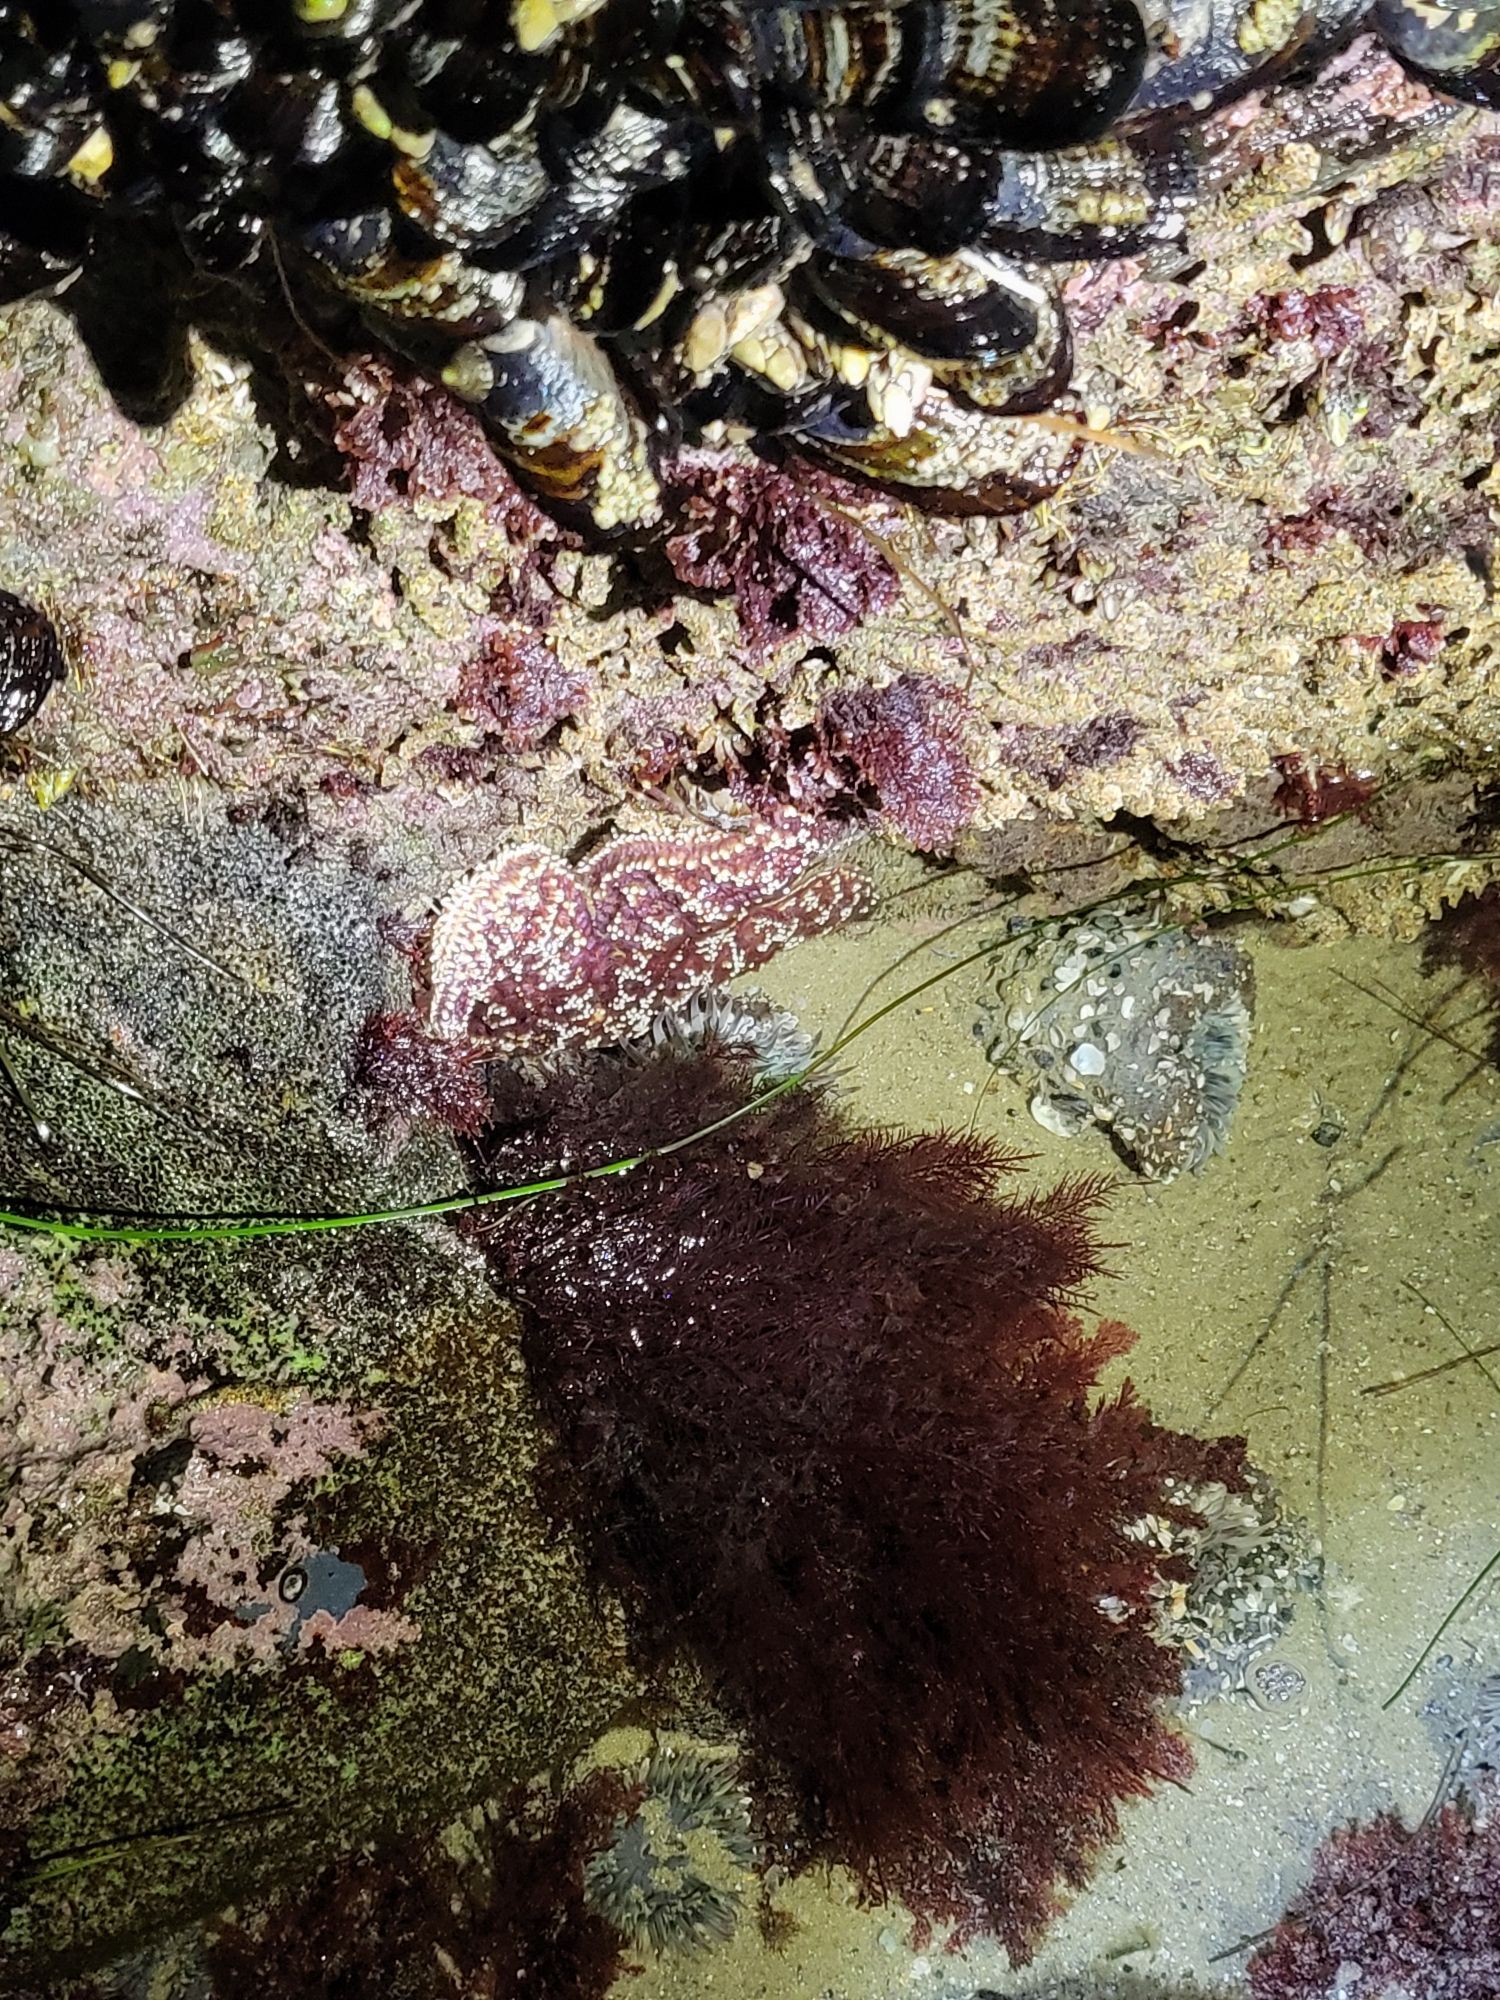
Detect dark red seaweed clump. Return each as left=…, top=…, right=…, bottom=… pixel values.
left=352, top=1008, right=493, bottom=1139
left=1249, top=1777, right=1500, bottom=2000
left=1428, top=881, right=1500, bottom=993
left=457, top=630, right=591, bottom=751
left=206, top=1770, right=633, bottom=2000
left=1273, top=755, right=1379, bottom=826
left=1426, top=881, right=1500, bottom=1066
left=812, top=675, right=982, bottom=850
left=465, top=1052, right=1244, bottom=1958
left=662, top=455, right=899, bottom=657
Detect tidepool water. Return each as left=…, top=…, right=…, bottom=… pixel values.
left=610, top=887, right=1500, bottom=2000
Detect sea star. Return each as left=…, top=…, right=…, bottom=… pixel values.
left=425, top=809, right=871, bottom=1057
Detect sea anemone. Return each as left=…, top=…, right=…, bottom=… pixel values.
left=635, top=989, right=820, bottom=1089
left=582, top=1743, right=758, bottom=1954
left=978, top=906, right=1255, bottom=1181
left=1137, top=1475, right=1321, bottom=1710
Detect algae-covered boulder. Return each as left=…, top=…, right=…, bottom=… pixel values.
left=0, top=794, right=636, bottom=1985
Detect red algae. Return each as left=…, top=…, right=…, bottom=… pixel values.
left=456, top=630, right=591, bottom=751
left=1273, top=755, right=1380, bottom=825
left=1426, top=881, right=1500, bottom=1064
left=1429, top=881, right=1500, bottom=991
left=1247, top=286, right=1366, bottom=361
left=352, top=1008, right=493, bottom=1140
left=811, top=676, right=982, bottom=850
left=205, top=1769, right=635, bottom=2000
left=326, top=356, right=521, bottom=514
left=1249, top=1777, right=1500, bottom=2000
left=662, top=454, right=900, bottom=657
left=465, top=1049, right=1245, bottom=1959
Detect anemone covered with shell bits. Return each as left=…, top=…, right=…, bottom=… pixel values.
left=0, top=0, right=1493, bottom=535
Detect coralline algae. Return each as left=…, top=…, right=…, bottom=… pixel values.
left=977, top=906, right=1256, bottom=1181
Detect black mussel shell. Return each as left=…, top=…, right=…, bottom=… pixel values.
left=893, top=0, right=1150, bottom=149
left=978, top=128, right=1199, bottom=258
left=804, top=246, right=1039, bottom=363
left=0, top=0, right=1482, bottom=534
left=444, top=315, right=662, bottom=531
left=758, top=101, right=867, bottom=244
left=0, top=179, right=89, bottom=301
left=391, top=126, right=552, bottom=249
left=1124, top=0, right=1336, bottom=121
left=1375, top=0, right=1500, bottom=106
left=0, top=592, right=65, bottom=737
left=0, top=45, right=106, bottom=182
left=802, top=387, right=1085, bottom=511
left=669, top=350, right=846, bottom=437
left=845, top=133, right=999, bottom=253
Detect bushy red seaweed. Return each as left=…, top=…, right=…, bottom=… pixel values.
left=352, top=1008, right=492, bottom=1139
left=205, top=1770, right=634, bottom=2000
left=464, top=1050, right=1244, bottom=1958
left=326, top=356, right=523, bottom=514
left=662, top=454, right=899, bottom=656
left=811, top=675, right=982, bottom=849
left=1247, top=286, right=1365, bottom=361
left=1380, top=618, right=1445, bottom=680
left=706, top=672, right=982, bottom=850
left=1273, top=755, right=1379, bottom=826
left=1426, top=881, right=1500, bottom=1065
left=456, top=630, right=590, bottom=751
left=1249, top=1777, right=1500, bottom=2000
left=1428, top=882, right=1500, bottom=992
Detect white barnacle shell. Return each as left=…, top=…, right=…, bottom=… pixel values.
left=1029, top=1089, right=1092, bottom=1139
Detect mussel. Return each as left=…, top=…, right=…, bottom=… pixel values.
left=0, top=0, right=1483, bottom=533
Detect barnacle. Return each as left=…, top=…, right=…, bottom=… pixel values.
left=0, top=0, right=1485, bottom=535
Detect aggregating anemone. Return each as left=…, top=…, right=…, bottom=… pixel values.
left=581, top=1743, right=758, bottom=1954
left=1137, top=1474, right=1323, bottom=1710
left=977, top=905, right=1256, bottom=1181
left=636, top=986, right=822, bottom=1088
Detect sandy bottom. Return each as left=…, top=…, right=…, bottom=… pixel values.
left=607, top=887, right=1500, bottom=2000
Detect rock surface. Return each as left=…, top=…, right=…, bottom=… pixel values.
left=0, top=798, right=637, bottom=1983
left=0, top=46, right=1496, bottom=889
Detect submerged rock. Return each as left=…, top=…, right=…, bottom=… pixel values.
left=977, top=907, right=1255, bottom=1181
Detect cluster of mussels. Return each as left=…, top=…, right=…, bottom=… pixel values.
left=0, top=0, right=1494, bottom=535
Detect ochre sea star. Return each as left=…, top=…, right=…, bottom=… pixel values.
left=426, top=810, right=871, bottom=1058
